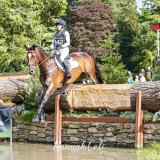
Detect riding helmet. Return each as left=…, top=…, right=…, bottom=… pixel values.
left=55, top=19, right=65, bottom=27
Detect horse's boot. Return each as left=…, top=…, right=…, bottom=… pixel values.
left=39, top=112, right=45, bottom=123
left=62, top=60, right=72, bottom=79
left=32, top=113, right=40, bottom=122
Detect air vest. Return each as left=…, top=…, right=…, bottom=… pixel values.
left=54, top=30, right=66, bottom=48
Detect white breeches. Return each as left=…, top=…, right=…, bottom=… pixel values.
left=55, top=47, right=69, bottom=62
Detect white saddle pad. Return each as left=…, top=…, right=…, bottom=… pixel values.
left=55, top=56, right=79, bottom=72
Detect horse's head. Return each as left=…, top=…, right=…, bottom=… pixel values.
left=25, top=44, right=40, bottom=75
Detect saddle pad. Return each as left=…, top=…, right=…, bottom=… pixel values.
left=55, top=56, right=79, bottom=72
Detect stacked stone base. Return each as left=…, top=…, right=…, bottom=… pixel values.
left=12, top=119, right=54, bottom=143
left=1, top=119, right=160, bottom=148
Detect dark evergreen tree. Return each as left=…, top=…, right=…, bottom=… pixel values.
left=105, top=0, right=139, bottom=72
left=100, top=33, right=128, bottom=84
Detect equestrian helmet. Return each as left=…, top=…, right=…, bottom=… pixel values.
left=55, top=19, right=65, bottom=27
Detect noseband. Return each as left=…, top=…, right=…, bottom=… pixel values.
left=27, top=50, right=60, bottom=75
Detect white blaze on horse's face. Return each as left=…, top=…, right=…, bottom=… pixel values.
left=28, top=53, right=32, bottom=64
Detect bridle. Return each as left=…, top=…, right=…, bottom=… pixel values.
left=27, top=49, right=60, bottom=75
left=27, top=50, right=40, bottom=68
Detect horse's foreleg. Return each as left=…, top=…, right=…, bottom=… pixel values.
left=32, top=84, right=56, bottom=122
left=39, top=91, right=45, bottom=122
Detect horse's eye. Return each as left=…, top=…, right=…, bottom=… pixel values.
left=33, top=56, right=36, bottom=58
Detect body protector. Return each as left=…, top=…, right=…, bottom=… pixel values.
left=54, top=30, right=67, bottom=49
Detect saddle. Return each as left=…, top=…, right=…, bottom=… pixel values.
left=54, top=54, right=79, bottom=72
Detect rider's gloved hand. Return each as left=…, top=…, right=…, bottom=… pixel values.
left=56, top=46, right=62, bottom=50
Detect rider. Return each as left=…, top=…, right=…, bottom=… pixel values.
left=48, top=19, right=72, bottom=79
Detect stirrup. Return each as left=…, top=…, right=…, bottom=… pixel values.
left=65, top=71, right=72, bottom=79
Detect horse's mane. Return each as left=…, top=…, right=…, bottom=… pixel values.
left=30, top=44, right=49, bottom=56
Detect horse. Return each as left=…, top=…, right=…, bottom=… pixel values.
left=25, top=45, right=103, bottom=122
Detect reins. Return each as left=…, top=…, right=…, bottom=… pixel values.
left=27, top=49, right=60, bottom=75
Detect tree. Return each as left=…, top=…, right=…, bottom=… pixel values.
left=68, top=0, right=115, bottom=64
left=100, top=33, right=128, bottom=84
left=104, top=0, right=139, bottom=72
left=152, top=66, right=160, bottom=81
left=131, top=0, right=159, bottom=72
left=0, top=0, right=68, bottom=72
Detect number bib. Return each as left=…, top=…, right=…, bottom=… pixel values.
left=54, top=30, right=66, bottom=48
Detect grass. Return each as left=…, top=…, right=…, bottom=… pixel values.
left=132, top=143, right=160, bottom=160
left=3, top=100, right=12, bottom=103
left=14, top=109, right=37, bottom=123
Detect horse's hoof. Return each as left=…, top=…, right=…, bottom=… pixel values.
left=40, top=119, right=45, bottom=123
left=32, top=114, right=40, bottom=122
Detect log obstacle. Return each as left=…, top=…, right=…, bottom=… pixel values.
left=35, top=81, right=160, bottom=112
left=53, top=91, right=144, bottom=148
left=0, top=79, right=28, bottom=103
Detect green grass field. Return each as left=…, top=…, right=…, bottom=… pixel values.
left=132, top=143, right=160, bottom=160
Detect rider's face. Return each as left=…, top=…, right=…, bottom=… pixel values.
left=56, top=24, right=63, bottom=31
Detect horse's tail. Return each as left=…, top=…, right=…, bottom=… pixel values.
left=94, top=62, right=104, bottom=84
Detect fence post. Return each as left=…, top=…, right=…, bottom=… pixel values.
left=54, top=94, right=60, bottom=145
left=58, top=110, right=62, bottom=145
left=135, top=91, right=143, bottom=148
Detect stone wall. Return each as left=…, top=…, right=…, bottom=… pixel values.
left=0, top=119, right=157, bottom=147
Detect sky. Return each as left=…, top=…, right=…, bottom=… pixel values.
left=136, top=0, right=143, bottom=13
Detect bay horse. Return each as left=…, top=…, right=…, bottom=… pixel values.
left=25, top=45, right=103, bottom=122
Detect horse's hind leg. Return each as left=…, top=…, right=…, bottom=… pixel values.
left=84, top=64, right=98, bottom=84
left=63, top=66, right=83, bottom=87
left=89, top=74, right=98, bottom=84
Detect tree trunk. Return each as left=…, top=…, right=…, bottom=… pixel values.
left=156, top=55, right=160, bottom=66
left=0, top=79, right=28, bottom=103
left=35, top=81, right=160, bottom=112
left=130, top=81, right=160, bottom=111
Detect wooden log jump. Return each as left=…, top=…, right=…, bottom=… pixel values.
left=53, top=91, right=144, bottom=148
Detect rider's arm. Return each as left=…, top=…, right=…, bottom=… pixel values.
left=49, top=38, right=56, bottom=53
left=50, top=38, right=56, bottom=50
left=62, top=31, right=70, bottom=48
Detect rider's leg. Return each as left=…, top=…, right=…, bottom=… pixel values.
left=60, top=47, right=72, bottom=79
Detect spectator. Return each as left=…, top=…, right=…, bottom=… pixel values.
left=139, top=73, right=146, bottom=82
left=139, top=69, right=145, bottom=77
left=135, top=75, right=139, bottom=82
left=127, top=71, right=134, bottom=83
left=82, top=80, right=87, bottom=85
left=146, top=66, right=154, bottom=81
left=128, top=71, right=133, bottom=79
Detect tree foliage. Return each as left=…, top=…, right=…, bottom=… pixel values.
left=0, top=0, right=68, bottom=72
left=68, top=0, right=115, bottom=63
left=131, top=0, right=159, bottom=72
left=100, top=33, right=128, bottom=84
left=105, top=0, right=139, bottom=72
left=152, top=66, right=160, bottom=81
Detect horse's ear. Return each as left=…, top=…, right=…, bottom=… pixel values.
left=25, top=45, right=29, bottom=50
left=32, top=45, right=35, bottom=50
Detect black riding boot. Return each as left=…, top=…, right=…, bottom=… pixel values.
left=62, top=60, right=72, bottom=79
